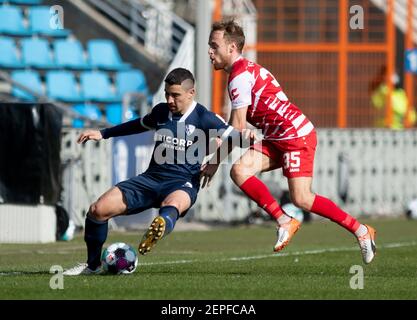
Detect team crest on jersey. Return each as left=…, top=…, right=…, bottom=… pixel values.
left=185, top=124, right=196, bottom=135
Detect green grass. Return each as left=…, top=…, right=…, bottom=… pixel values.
left=1, top=218, right=417, bottom=300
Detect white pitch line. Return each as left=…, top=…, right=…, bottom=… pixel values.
left=139, top=241, right=417, bottom=266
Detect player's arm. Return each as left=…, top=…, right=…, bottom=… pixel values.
left=77, top=118, right=152, bottom=144
left=200, top=112, right=250, bottom=188
left=77, top=104, right=162, bottom=144
left=229, top=106, right=256, bottom=143
left=229, top=106, right=248, bottom=131
left=200, top=127, right=250, bottom=188
left=228, top=71, right=254, bottom=137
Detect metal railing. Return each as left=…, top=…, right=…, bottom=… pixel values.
left=85, top=0, right=194, bottom=65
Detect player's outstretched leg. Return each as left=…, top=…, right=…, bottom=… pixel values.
left=64, top=214, right=108, bottom=276
left=139, top=206, right=179, bottom=255
left=310, top=195, right=377, bottom=264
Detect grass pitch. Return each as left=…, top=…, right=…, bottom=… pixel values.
left=0, top=218, right=416, bottom=300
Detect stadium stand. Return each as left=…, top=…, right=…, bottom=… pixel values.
left=116, top=69, right=150, bottom=102
left=21, top=37, right=55, bottom=69
left=46, top=70, right=83, bottom=102
left=87, top=39, right=131, bottom=71
left=29, top=6, right=71, bottom=37
left=0, top=5, right=32, bottom=36
left=0, top=0, right=42, bottom=4
left=80, top=71, right=120, bottom=103
left=72, top=103, right=102, bottom=128
left=53, top=38, right=90, bottom=70
left=0, top=37, right=24, bottom=68
left=0, top=0, right=153, bottom=126
left=11, top=69, right=43, bottom=101
left=105, top=103, right=137, bottom=125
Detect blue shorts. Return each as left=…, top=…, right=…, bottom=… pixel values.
left=116, top=172, right=199, bottom=216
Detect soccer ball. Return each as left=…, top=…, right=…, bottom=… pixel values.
left=101, top=242, right=138, bottom=275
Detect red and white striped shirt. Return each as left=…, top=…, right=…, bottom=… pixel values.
left=228, top=57, right=314, bottom=141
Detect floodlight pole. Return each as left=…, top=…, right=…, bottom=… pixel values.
left=196, top=0, right=212, bottom=109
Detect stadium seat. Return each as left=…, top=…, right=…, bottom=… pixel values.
left=80, top=71, right=121, bottom=103
left=0, top=6, right=31, bottom=36
left=29, top=6, right=71, bottom=37
left=116, top=69, right=150, bottom=99
left=11, top=70, right=43, bottom=101
left=46, top=71, right=84, bottom=102
left=87, top=39, right=130, bottom=70
left=72, top=104, right=102, bottom=128
left=21, top=37, right=55, bottom=69
left=0, top=37, right=24, bottom=68
left=105, top=104, right=138, bottom=125
left=0, top=0, right=42, bottom=4
left=54, top=39, right=90, bottom=70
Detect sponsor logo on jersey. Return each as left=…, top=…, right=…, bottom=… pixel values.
left=230, top=88, right=240, bottom=101
left=154, top=133, right=193, bottom=151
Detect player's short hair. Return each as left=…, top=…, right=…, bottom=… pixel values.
left=211, top=20, right=245, bottom=53
left=165, top=68, right=195, bottom=90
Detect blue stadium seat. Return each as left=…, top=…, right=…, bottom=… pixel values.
left=11, top=70, right=43, bottom=101
left=87, top=39, right=130, bottom=70
left=21, top=37, right=55, bottom=69
left=80, top=71, right=121, bottom=103
left=54, top=39, right=89, bottom=70
left=72, top=104, right=102, bottom=128
left=0, top=37, right=24, bottom=68
left=116, top=69, right=150, bottom=99
left=0, top=0, right=42, bottom=5
left=46, top=71, right=84, bottom=102
left=29, top=6, right=71, bottom=37
left=105, top=104, right=138, bottom=125
left=0, top=6, right=31, bottom=36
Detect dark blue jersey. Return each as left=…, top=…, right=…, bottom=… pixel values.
left=143, top=102, right=232, bottom=180
left=102, top=101, right=235, bottom=183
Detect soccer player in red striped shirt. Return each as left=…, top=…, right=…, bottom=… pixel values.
left=202, top=20, right=376, bottom=264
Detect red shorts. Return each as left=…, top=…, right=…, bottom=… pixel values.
left=251, top=130, right=317, bottom=178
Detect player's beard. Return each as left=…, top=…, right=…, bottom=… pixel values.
left=212, top=59, right=226, bottom=70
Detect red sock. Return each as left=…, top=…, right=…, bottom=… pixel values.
left=239, top=176, right=284, bottom=219
left=311, top=195, right=360, bottom=233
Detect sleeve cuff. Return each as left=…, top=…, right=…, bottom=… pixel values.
left=100, top=129, right=109, bottom=139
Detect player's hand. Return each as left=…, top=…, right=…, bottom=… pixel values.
left=200, top=163, right=220, bottom=189
left=77, top=129, right=103, bottom=144
left=242, top=128, right=257, bottom=145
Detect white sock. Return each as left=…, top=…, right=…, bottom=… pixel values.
left=354, top=224, right=368, bottom=237
left=277, top=213, right=292, bottom=225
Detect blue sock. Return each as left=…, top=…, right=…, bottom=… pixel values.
left=84, top=214, right=108, bottom=270
left=159, top=206, right=179, bottom=236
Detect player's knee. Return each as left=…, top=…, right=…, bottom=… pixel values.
left=89, top=202, right=109, bottom=221
left=161, top=199, right=179, bottom=208
left=291, top=194, right=313, bottom=211
left=230, top=163, right=243, bottom=182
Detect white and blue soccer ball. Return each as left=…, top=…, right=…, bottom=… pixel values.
left=101, top=242, right=138, bottom=275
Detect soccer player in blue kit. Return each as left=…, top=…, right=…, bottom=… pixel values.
left=64, top=68, right=242, bottom=275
